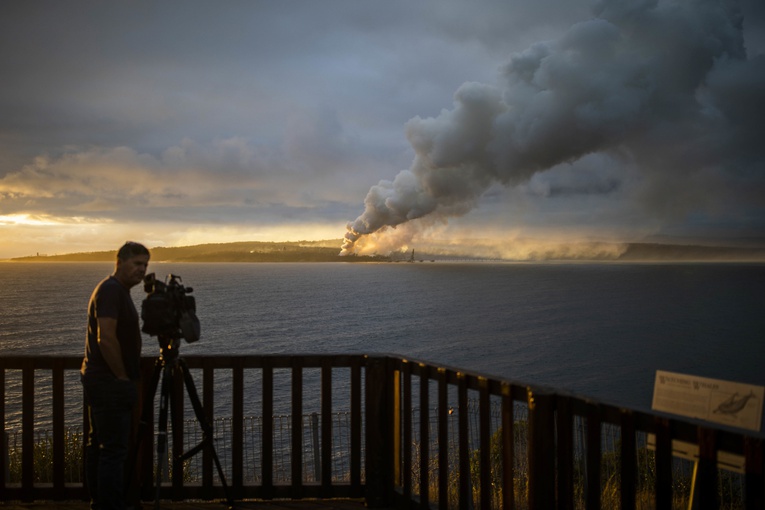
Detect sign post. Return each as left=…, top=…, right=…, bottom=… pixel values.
left=651, top=370, right=764, bottom=509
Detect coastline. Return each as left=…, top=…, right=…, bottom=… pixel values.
left=3, top=239, right=765, bottom=263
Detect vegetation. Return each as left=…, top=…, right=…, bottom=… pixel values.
left=10, top=240, right=386, bottom=263
left=4, top=428, right=191, bottom=485
left=406, top=422, right=745, bottom=510
left=8, top=239, right=765, bottom=262
left=6, top=428, right=83, bottom=483
left=4, top=418, right=748, bottom=510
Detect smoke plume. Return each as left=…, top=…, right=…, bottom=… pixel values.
left=341, top=0, right=763, bottom=255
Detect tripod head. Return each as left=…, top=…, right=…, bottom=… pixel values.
left=157, top=334, right=182, bottom=364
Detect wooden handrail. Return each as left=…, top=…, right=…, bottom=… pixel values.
left=1, top=354, right=763, bottom=509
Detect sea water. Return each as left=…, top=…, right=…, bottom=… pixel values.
left=2, top=261, right=764, bottom=429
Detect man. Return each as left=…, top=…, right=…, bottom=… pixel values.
left=81, top=241, right=150, bottom=510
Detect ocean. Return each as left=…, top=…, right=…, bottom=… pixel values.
left=2, top=261, right=764, bottom=429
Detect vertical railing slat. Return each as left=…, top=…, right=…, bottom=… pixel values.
left=21, top=362, right=34, bottom=501
left=52, top=361, right=65, bottom=495
left=745, top=437, right=764, bottom=510
left=171, top=364, right=185, bottom=500
left=556, top=396, right=574, bottom=510
left=391, top=366, right=401, bottom=497
left=437, top=369, right=449, bottom=510
left=419, top=366, right=430, bottom=510
left=232, top=361, right=244, bottom=496
left=262, top=363, right=274, bottom=497
left=350, top=361, right=362, bottom=495
left=202, top=360, right=214, bottom=494
left=620, top=410, right=637, bottom=510
left=654, top=417, right=673, bottom=510
left=479, top=377, right=491, bottom=510
left=585, top=404, right=601, bottom=510
left=291, top=360, right=303, bottom=496
left=501, top=386, right=515, bottom=510
left=403, top=362, right=412, bottom=501
left=321, top=360, right=333, bottom=494
left=458, top=373, right=471, bottom=510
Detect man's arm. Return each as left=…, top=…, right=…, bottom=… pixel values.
left=97, top=317, right=129, bottom=380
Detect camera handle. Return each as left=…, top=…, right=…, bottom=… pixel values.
left=127, top=345, right=233, bottom=509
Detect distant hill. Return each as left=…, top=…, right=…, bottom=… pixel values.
left=616, top=243, right=765, bottom=261
left=8, top=240, right=381, bottom=263
left=7, top=239, right=765, bottom=262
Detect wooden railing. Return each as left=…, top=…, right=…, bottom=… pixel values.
left=1, top=354, right=763, bottom=509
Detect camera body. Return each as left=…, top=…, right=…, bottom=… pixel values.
left=141, top=273, right=200, bottom=343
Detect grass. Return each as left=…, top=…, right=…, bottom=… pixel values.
left=5, top=428, right=83, bottom=483
left=4, top=419, right=748, bottom=510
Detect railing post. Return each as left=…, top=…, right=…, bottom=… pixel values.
left=365, top=356, right=394, bottom=508
left=585, top=403, right=602, bottom=510
left=620, top=410, right=637, bottom=510
left=745, top=437, right=764, bottom=510
left=556, top=396, right=574, bottom=510
left=501, top=386, right=515, bottom=510
left=654, top=417, right=673, bottom=510
left=527, top=388, right=555, bottom=510
left=689, top=427, right=718, bottom=509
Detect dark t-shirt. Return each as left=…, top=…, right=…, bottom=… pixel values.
left=81, top=275, right=142, bottom=381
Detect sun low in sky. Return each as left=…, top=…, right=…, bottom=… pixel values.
left=1, top=1, right=764, bottom=260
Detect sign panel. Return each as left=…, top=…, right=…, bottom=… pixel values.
left=652, top=370, right=764, bottom=432
left=645, top=436, right=745, bottom=473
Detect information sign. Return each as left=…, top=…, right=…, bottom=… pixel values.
left=652, top=370, right=764, bottom=432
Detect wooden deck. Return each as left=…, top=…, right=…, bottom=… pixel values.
left=0, top=498, right=372, bottom=510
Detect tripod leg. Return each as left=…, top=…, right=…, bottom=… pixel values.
left=178, top=358, right=234, bottom=507
left=154, top=364, right=173, bottom=510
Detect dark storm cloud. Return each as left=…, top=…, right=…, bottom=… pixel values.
left=0, top=1, right=763, bottom=259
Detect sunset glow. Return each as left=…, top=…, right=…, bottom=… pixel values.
left=1, top=1, right=763, bottom=259
left=0, top=214, right=66, bottom=227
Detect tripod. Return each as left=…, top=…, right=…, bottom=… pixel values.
left=129, top=336, right=233, bottom=509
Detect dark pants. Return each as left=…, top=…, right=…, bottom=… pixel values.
left=82, top=376, right=138, bottom=510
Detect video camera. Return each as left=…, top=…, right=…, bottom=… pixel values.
left=141, top=273, right=200, bottom=344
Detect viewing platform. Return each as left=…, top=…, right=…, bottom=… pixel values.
left=1, top=354, right=763, bottom=510
left=0, top=497, right=370, bottom=510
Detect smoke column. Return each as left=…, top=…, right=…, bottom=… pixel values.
left=341, top=0, right=763, bottom=255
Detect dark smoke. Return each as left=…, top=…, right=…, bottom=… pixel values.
left=341, top=0, right=764, bottom=255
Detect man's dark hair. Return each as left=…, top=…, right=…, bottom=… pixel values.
left=117, top=241, right=150, bottom=261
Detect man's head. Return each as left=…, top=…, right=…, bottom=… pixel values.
left=114, top=241, right=150, bottom=289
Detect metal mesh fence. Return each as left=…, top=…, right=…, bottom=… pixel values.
left=3, top=403, right=746, bottom=509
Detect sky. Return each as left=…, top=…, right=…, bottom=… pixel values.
left=1, top=0, right=764, bottom=259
